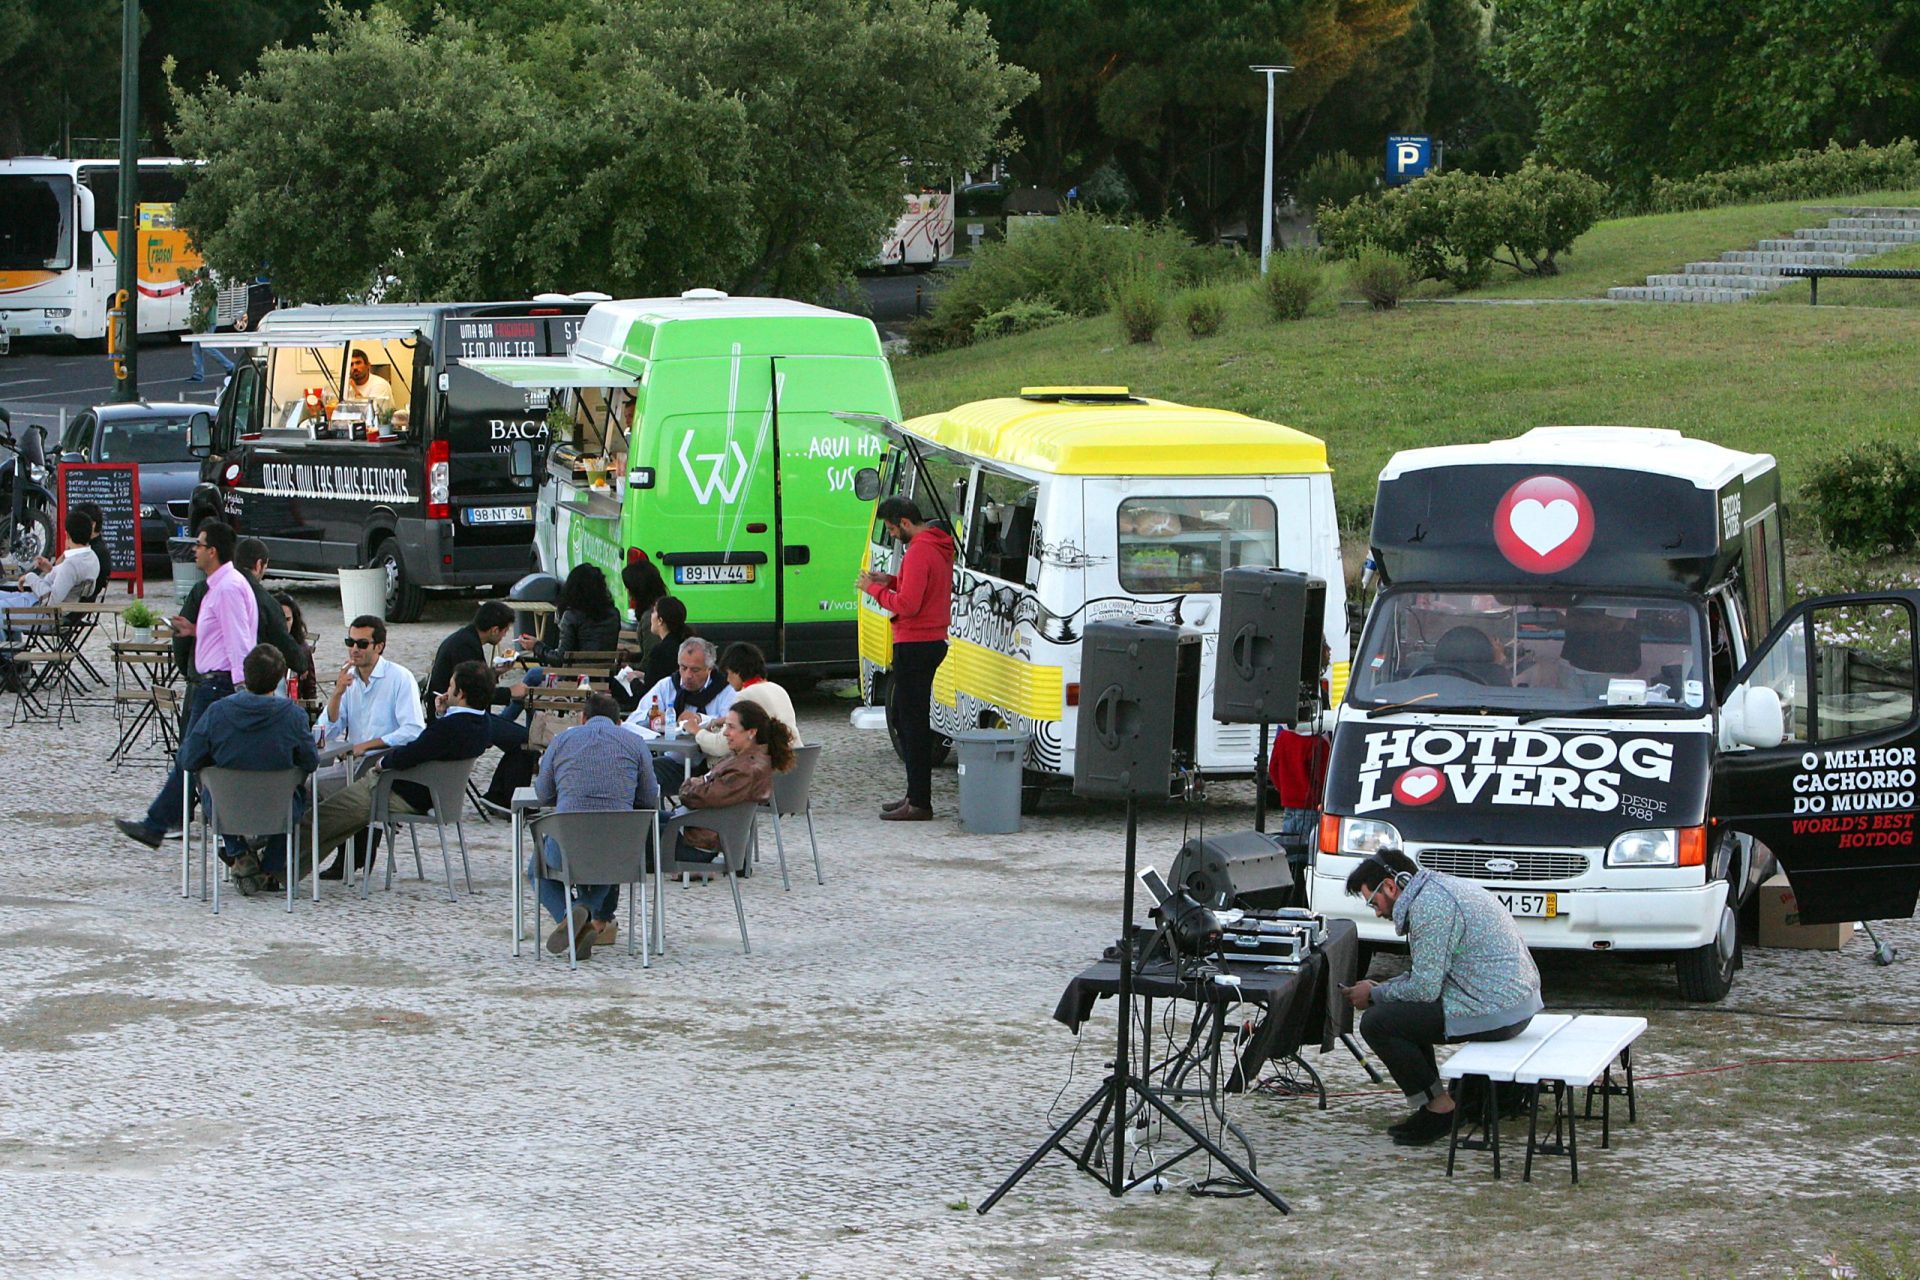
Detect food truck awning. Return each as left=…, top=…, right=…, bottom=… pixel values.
left=184, top=326, right=426, bottom=349
left=463, top=355, right=642, bottom=389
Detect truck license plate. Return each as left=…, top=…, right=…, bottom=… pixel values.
left=464, top=505, right=533, bottom=525
left=1495, top=890, right=1558, bottom=919
left=675, top=564, right=755, bottom=585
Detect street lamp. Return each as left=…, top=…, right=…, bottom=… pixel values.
left=1251, top=64, right=1294, bottom=275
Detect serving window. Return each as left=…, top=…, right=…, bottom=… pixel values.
left=1118, top=496, right=1277, bottom=594
left=962, top=468, right=1039, bottom=583
left=264, top=340, right=418, bottom=443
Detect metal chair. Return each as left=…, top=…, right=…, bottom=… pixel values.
left=756, top=744, right=824, bottom=891
left=365, top=756, right=480, bottom=901
left=192, top=766, right=311, bottom=914
left=659, top=800, right=759, bottom=955
left=525, top=808, right=661, bottom=970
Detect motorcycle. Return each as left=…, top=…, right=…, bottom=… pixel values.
left=0, top=407, right=57, bottom=569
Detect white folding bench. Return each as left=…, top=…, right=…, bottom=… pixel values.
left=1511, top=1014, right=1647, bottom=1183
left=1437, top=1013, right=1571, bottom=1180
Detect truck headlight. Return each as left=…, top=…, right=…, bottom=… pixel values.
left=1606, top=826, right=1706, bottom=867
left=1331, top=816, right=1402, bottom=857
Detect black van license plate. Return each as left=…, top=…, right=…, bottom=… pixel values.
left=464, top=506, right=533, bottom=525
left=676, top=564, right=754, bottom=585
left=1494, top=890, right=1558, bottom=918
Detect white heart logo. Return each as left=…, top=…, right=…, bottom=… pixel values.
left=1400, top=773, right=1439, bottom=799
left=1509, top=498, right=1579, bottom=557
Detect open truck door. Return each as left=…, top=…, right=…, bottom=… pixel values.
left=1714, top=590, right=1920, bottom=924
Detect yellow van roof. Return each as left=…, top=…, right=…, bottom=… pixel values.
left=900, top=394, right=1328, bottom=477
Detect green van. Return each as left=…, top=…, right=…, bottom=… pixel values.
left=468, top=291, right=897, bottom=672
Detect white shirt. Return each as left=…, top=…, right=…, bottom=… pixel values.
left=621, top=674, right=737, bottom=739
left=695, top=679, right=802, bottom=757
left=342, top=371, right=395, bottom=415
left=318, top=654, right=425, bottom=748
left=19, top=544, right=99, bottom=606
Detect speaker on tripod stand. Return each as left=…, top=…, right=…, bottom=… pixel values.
left=1211, top=568, right=1325, bottom=832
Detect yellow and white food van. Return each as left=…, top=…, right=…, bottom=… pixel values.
left=847, top=386, right=1350, bottom=804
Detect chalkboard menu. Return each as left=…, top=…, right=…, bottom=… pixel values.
left=57, top=462, right=144, bottom=596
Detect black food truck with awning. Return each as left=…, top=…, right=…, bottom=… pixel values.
left=188, top=300, right=593, bottom=620
left=1312, top=426, right=1920, bottom=1001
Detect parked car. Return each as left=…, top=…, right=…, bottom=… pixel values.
left=57, top=400, right=210, bottom=573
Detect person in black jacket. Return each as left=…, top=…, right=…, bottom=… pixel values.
left=525, top=563, right=621, bottom=663
left=234, top=538, right=310, bottom=686
left=300, top=660, right=493, bottom=866
left=638, top=595, right=693, bottom=693
left=430, top=600, right=538, bottom=811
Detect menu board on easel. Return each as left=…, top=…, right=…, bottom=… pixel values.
left=57, top=462, right=144, bottom=597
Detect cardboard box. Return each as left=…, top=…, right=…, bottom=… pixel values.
left=1756, top=874, right=1856, bottom=950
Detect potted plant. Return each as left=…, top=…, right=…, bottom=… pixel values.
left=122, top=600, right=158, bottom=642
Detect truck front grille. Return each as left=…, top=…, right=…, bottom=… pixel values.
left=1416, top=849, right=1591, bottom=882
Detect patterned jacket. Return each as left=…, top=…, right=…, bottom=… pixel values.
left=1372, top=870, right=1544, bottom=1036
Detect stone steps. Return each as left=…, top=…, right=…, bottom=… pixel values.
left=1607, top=208, right=1920, bottom=303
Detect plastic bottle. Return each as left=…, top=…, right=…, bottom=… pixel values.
left=287, top=672, right=300, bottom=701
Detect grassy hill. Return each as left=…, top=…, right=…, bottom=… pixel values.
left=892, top=195, right=1920, bottom=538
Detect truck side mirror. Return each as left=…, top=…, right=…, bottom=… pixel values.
left=853, top=467, right=881, bottom=502
left=1722, top=683, right=1785, bottom=749
left=188, top=412, right=212, bottom=457
left=75, top=185, right=95, bottom=233
left=508, top=439, right=535, bottom=486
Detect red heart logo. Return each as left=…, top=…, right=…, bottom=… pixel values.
left=1393, top=767, right=1447, bottom=806
left=1494, top=475, right=1594, bottom=573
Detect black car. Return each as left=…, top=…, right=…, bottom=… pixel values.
left=57, top=400, right=211, bottom=573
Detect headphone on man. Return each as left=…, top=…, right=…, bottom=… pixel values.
left=1359, top=853, right=1415, bottom=891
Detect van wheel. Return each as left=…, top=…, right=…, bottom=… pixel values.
left=372, top=537, right=424, bottom=623
left=1676, top=897, right=1740, bottom=1002
left=1020, top=769, right=1054, bottom=814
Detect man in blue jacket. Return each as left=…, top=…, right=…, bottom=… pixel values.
left=177, top=644, right=318, bottom=894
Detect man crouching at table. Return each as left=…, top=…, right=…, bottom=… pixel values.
left=1341, top=850, right=1543, bottom=1146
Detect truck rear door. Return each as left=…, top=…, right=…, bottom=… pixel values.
left=1714, top=589, right=1920, bottom=924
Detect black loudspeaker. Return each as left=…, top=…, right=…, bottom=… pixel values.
left=1170, top=830, right=1297, bottom=910
left=1074, top=620, right=1201, bottom=800
left=1212, top=568, right=1326, bottom=725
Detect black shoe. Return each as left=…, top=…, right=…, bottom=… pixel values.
left=116, top=819, right=164, bottom=849
left=1391, top=1106, right=1456, bottom=1146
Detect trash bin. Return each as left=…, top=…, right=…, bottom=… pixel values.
left=952, top=728, right=1027, bottom=834
left=338, top=566, right=387, bottom=624
left=167, top=536, right=204, bottom=610
left=508, top=571, right=560, bottom=647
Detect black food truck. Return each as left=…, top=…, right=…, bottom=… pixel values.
left=1312, top=426, right=1920, bottom=1001
left=189, top=300, right=593, bottom=620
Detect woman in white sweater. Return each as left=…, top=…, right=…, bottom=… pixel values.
left=694, top=642, right=802, bottom=760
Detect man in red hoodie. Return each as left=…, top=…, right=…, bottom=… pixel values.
left=858, top=496, right=955, bottom=822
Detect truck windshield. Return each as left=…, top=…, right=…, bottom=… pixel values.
left=0, top=174, right=74, bottom=270
left=1348, top=589, right=1708, bottom=714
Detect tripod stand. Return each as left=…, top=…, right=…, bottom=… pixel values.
left=978, top=797, right=1290, bottom=1215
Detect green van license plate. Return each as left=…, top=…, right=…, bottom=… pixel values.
left=675, top=564, right=755, bottom=585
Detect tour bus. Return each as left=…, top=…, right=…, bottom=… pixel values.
left=874, top=188, right=955, bottom=270
left=846, top=387, right=1351, bottom=807
left=464, top=291, right=898, bottom=673
left=1313, top=427, right=1920, bottom=1001
left=190, top=300, right=592, bottom=620
left=0, top=157, right=206, bottom=345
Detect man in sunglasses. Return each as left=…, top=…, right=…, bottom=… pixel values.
left=117, top=521, right=258, bottom=850
left=309, top=615, right=424, bottom=877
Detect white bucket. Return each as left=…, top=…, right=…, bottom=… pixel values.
left=338, top=566, right=388, bottom=624
left=171, top=558, right=205, bottom=610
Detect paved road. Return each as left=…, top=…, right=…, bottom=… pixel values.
left=1, top=333, right=217, bottom=432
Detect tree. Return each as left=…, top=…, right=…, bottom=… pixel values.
left=1499, top=0, right=1920, bottom=196
left=167, top=0, right=1033, bottom=303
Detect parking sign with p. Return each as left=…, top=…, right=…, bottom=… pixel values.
left=1386, top=135, right=1434, bottom=186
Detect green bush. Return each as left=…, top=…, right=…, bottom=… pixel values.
left=1298, top=151, right=1376, bottom=217
left=1801, top=440, right=1920, bottom=554
left=1348, top=244, right=1415, bottom=310
left=1179, top=287, right=1227, bottom=338
left=1110, top=271, right=1167, bottom=343
left=1649, top=139, right=1920, bottom=213
left=970, top=295, right=1069, bottom=343
left=1261, top=247, right=1323, bottom=320
left=1317, top=162, right=1605, bottom=289
left=907, top=210, right=1238, bottom=353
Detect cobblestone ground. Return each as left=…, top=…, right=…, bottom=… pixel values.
left=2, top=586, right=1917, bottom=1279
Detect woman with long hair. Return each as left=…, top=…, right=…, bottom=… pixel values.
left=672, top=700, right=793, bottom=857
left=527, top=562, right=621, bottom=663
left=275, top=592, right=318, bottom=699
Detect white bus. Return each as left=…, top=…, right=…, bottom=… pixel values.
left=0, top=156, right=206, bottom=346
left=874, top=187, right=955, bottom=270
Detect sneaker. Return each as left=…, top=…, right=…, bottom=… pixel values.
left=879, top=796, right=910, bottom=816
left=880, top=803, right=932, bottom=822
left=545, top=904, right=595, bottom=959
left=116, top=819, right=164, bottom=849
left=590, top=919, right=618, bottom=948
left=1390, top=1106, right=1456, bottom=1146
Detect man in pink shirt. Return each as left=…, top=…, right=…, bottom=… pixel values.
left=116, top=520, right=259, bottom=848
